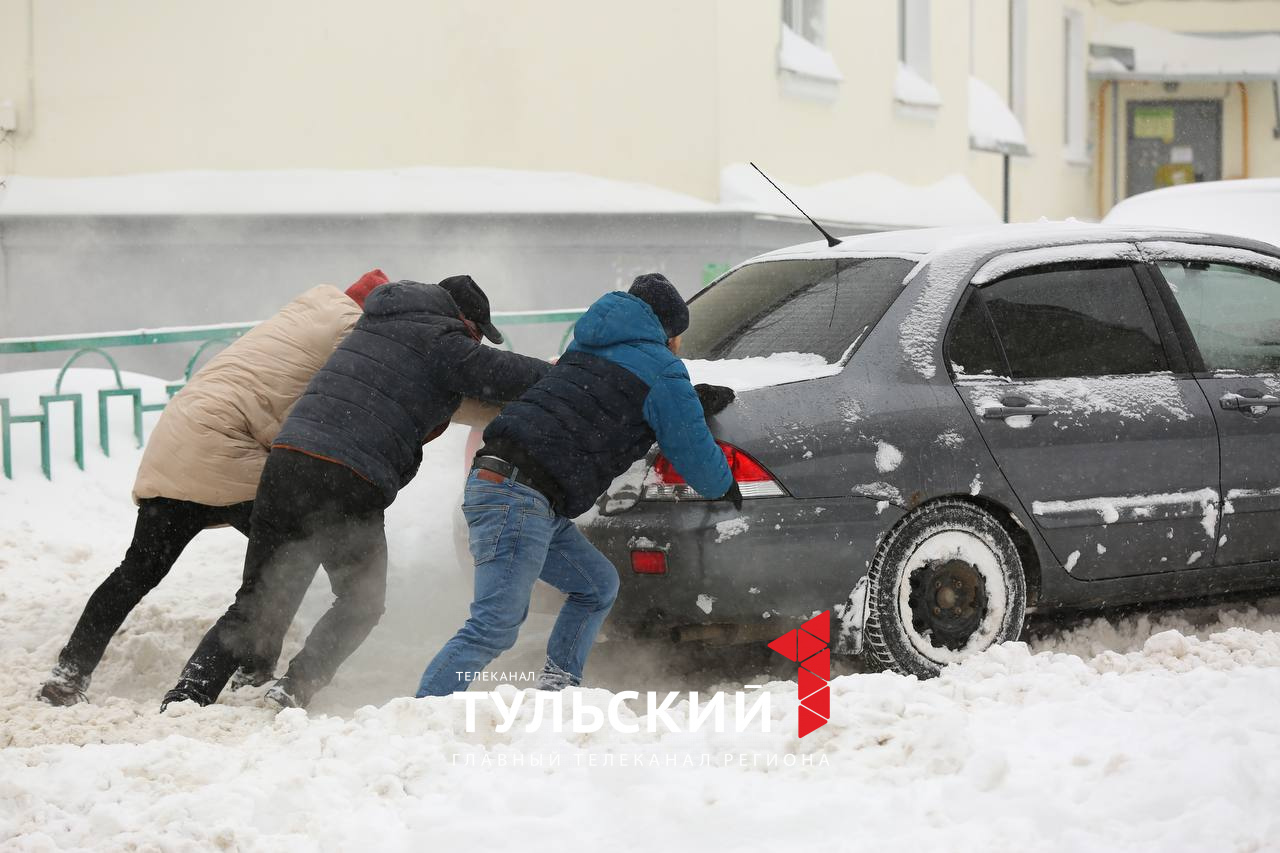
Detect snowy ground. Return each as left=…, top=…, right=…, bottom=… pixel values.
left=3, top=370, right=1280, bottom=851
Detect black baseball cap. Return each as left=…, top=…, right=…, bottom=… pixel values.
left=438, top=275, right=504, bottom=344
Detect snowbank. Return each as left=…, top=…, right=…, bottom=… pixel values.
left=0, top=167, right=717, bottom=216
left=4, top=369, right=1280, bottom=850
left=720, top=163, right=1000, bottom=229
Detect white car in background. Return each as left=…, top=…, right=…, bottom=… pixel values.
left=1103, top=178, right=1280, bottom=249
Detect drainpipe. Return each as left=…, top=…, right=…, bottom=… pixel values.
left=1002, top=0, right=1013, bottom=223
left=1111, top=80, right=1120, bottom=209
left=1237, top=82, right=1250, bottom=178
left=1096, top=81, right=1108, bottom=216
left=1272, top=80, right=1280, bottom=139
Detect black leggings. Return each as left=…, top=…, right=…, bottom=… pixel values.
left=57, top=497, right=254, bottom=678
left=172, top=448, right=388, bottom=705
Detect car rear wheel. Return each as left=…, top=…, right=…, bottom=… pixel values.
left=864, top=499, right=1026, bottom=678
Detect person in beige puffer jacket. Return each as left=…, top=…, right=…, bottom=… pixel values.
left=39, top=270, right=498, bottom=706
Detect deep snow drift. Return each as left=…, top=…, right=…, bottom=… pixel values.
left=3, top=369, right=1280, bottom=851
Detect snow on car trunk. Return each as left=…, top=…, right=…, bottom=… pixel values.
left=683, top=352, right=842, bottom=391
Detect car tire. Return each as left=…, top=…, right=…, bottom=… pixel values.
left=864, top=499, right=1026, bottom=679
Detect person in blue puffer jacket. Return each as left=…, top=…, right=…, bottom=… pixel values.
left=417, top=273, right=739, bottom=696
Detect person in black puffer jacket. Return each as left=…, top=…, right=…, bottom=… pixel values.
left=416, top=273, right=738, bottom=697
left=163, top=276, right=548, bottom=712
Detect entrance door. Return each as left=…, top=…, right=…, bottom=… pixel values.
left=1126, top=99, right=1222, bottom=198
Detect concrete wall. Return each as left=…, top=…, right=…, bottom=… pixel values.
left=0, top=211, right=856, bottom=374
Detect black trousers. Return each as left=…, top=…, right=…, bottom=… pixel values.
left=172, top=448, right=388, bottom=706
left=57, top=497, right=254, bottom=678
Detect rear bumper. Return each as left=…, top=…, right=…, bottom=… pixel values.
left=581, top=494, right=904, bottom=635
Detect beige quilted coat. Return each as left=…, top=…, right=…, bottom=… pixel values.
left=132, top=285, right=362, bottom=506
left=133, top=284, right=503, bottom=508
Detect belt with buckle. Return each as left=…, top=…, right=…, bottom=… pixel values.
left=472, top=455, right=542, bottom=493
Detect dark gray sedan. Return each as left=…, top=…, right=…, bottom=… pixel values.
left=581, top=223, right=1280, bottom=678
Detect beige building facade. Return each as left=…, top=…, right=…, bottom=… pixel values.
left=1, top=0, right=1278, bottom=222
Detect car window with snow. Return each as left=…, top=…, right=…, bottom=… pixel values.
left=681, top=257, right=912, bottom=362
left=979, top=263, right=1167, bottom=379
left=1158, top=260, right=1280, bottom=374
left=946, top=291, right=1006, bottom=376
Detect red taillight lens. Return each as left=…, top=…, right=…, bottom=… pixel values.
left=631, top=550, right=668, bottom=574
left=722, top=443, right=774, bottom=483
left=644, top=443, right=786, bottom=500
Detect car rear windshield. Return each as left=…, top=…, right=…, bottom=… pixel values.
left=680, top=257, right=914, bottom=362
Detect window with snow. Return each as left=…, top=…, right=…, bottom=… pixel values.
left=958, top=264, right=1168, bottom=380
left=1063, top=9, right=1087, bottom=160
left=1159, top=261, right=1280, bottom=374
left=779, top=0, right=842, bottom=100
left=896, top=0, right=939, bottom=111
left=783, top=0, right=826, bottom=47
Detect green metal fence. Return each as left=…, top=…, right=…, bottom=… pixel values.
left=0, top=309, right=584, bottom=480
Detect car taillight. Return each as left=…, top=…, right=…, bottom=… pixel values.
left=631, top=550, right=668, bottom=574
left=642, top=442, right=786, bottom=501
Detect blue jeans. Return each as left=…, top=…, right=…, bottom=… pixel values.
left=416, top=472, right=620, bottom=697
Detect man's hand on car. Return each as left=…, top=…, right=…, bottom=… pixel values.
left=721, top=482, right=743, bottom=511
left=695, top=383, right=735, bottom=417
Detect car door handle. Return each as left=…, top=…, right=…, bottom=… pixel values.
left=981, top=397, right=1053, bottom=419
left=1220, top=392, right=1280, bottom=411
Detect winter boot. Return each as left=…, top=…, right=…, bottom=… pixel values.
left=37, top=662, right=90, bottom=707
left=160, top=680, right=213, bottom=713
left=228, top=664, right=275, bottom=692
left=264, top=676, right=308, bottom=711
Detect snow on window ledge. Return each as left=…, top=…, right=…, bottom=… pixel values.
left=894, top=63, right=941, bottom=119
left=1063, top=146, right=1092, bottom=167
left=968, top=76, right=1028, bottom=156
left=778, top=23, right=842, bottom=103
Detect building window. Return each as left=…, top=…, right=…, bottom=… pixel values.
left=896, top=0, right=939, bottom=111
left=779, top=0, right=841, bottom=101
left=783, top=0, right=827, bottom=48
left=1063, top=8, right=1087, bottom=160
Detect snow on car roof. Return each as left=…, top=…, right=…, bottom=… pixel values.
left=748, top=220, right=1280, bottom=268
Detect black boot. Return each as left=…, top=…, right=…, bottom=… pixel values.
left=38, top=663, right=90, bottom=707
left=264, top=676, right=310, bottom=710
left=160, top=680, right=213, bottom=712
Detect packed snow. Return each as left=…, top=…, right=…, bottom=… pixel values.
left=874, top=441, right=903, bottom=474
left=719, top=163, right=999, bottom=229
left=4, top=371, right=1280, bottom=851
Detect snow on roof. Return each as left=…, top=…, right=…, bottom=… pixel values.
left=778, top=24, right=843, bottom=82
left=719, top=163, right=1000, bottom=230
left=0, top=167, right=718, bottom=216
left=1103, top=179, right=1280, bottom=249
left=1089, top=21, right=1280, bottom=81
left=751, top=221, right=1252, bottom=265
left=968, top=77, right=1027, bottom=156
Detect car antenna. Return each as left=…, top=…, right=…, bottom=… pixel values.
left=750, top=162, right=842, bottom=247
